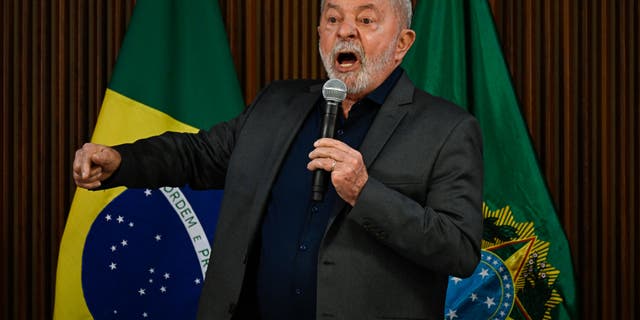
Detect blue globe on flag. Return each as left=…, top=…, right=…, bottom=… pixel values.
left=82, top=187, right=222, bottom=319
left=445, top=250, right=515, bottom=320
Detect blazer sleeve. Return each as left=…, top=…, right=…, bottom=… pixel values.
left=347, top=116, right=484, bottom=277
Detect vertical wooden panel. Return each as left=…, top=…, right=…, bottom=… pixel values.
left=542, top=0, right=561, bottom=205
left=1, top=1, right=11, bottom=320
left=617, top=2, right=631, bottom=317
left=301, top=0, right=311, bottom=77
left=600, top=0, right=613, bottom=317
left=628, top=0, right=637, bottom=315
left=16, top=2, right=29, bottom=318
left=31, top=1, right=46, bottom=318
left=4, top=3, right=15, bottom=319
left=273, top=0, right=282, bottom=80
left=559, top=0, right=579, bottom=264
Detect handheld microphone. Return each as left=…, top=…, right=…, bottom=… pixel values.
left=312, top=78, right=347, bottom=201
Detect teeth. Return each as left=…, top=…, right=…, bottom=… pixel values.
left=340, top=63, right=354, bottom=67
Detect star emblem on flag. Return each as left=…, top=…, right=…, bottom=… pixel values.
left=80, top=187, right=223, bottom=319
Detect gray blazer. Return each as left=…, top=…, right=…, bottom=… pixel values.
left=111, top=72, right=483, bottom=320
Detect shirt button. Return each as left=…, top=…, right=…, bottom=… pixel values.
left=336, top=129, right=345, bottom=136
left=311, top=206, right=319, bottom=213
left=295, top=288, right=303, bottom=295
left=299, top=244, right=308, bottom=251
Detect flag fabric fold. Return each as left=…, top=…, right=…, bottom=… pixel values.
left=54, top=1, right=243, bottom=319
left=402, top=0, right=577, bottom=319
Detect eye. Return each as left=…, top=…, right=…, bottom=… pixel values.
left=328, top=16, right=338, bottom=23
left=361, top=17, right=373, bottom=24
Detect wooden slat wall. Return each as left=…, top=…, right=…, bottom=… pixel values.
left=488, top=0, right=639, bottom=318
left=1, top=0, right=637, bottom=319
left=218, top=0, right=325, bottom=104
left=0, top=1, right=134, bottom=319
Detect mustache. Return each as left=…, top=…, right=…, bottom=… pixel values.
left=330, top=41, right=365, bottom=62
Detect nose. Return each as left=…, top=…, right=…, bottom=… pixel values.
left=336, top=20, right=357, bottom=40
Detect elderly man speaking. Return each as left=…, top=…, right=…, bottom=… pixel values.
left=73, top=0, right=483, bottom=319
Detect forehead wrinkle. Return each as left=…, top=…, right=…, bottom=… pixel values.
left=324, top=2, right=381, bottom=14
left=325, top=3, right=341, bottom=11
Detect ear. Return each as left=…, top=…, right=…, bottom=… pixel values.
left=395, top=29, right=416, bottom=60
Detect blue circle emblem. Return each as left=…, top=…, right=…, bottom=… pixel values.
left=82, top=187, right=221, bottom=319
left=444, top=250, right=515, bottom=320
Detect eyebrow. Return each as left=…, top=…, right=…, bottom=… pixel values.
left=357, top=4, right=376, bottom=11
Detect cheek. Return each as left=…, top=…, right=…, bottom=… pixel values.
left=318, top=39, right=331, bottom=54
left=361, top=26, right=398, bottom=48
left=318, top=33, right=334, bottom=52
left=361, top=38, right=388, bottom=56
left=369, top=35, right=397, bottom=55
left=318, top=25, right=336, bottom=39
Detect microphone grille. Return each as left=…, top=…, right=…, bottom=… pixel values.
left=322, top=79, right=347, bottom=102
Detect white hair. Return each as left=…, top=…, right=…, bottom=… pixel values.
left=320, top=0, right=413, bottom=28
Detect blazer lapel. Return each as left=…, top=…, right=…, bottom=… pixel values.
left=359, top=72, right=414, bottom=167
left=252, top=84, right=321, bottom=208
left=325, top=73, right=415, bottom=233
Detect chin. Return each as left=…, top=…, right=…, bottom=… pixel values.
left=325, top=70, right=369, bottom=95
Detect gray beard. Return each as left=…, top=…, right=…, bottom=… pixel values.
left=320, top=40, right=396, bottom=95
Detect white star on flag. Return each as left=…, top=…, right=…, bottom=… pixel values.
left=155, top=234, right=162, bottom=241
left=109, top=262, right=117, bottom=270
left=110, top=245, right=117, bottom=252
left=194, top=278, right=201, bottom=284
left=138, top=288, right=146, bottom=295
left=120, top=239, right=128, bottom=247
left=117, top=216, right=124, bottom=223
left=105, top=214, right=112, bottom=221
left=149, top=268, right=155, bottom=274
left=446, top=309, right=458, bottom=319
left=160, top=286, right=167, bottom=293
left=451, top=277, right=462, bottom=285
left=478, top=268, right=489, bottom=279
left=470, top=293, right=478, bottom=301
left=144, top=189, right=152, bottom=196
left=484, top=297, right=496, bottom=309
left=164, top=273, right=170, bottom=279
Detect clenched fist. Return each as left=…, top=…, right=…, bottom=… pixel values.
left=72, top=143, right=121, bottom=189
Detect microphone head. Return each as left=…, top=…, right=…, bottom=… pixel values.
left=322, top=79, right=347, bottom=103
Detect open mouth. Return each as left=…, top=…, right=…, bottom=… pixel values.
left=336, top=51, right=359, bottom=68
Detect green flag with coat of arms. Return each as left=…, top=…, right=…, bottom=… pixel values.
left=402, top=0, right=577, bottom=319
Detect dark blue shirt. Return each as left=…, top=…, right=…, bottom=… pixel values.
left=257, top=68, right=403, bottom=320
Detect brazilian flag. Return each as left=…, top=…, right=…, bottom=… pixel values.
left=54, top=0, right=243, bottom=319
left=402, top=0, right=577, bottom=319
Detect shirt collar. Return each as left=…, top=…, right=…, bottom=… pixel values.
left=315, top=67, right=404, bottom=118
left=364, top=66, right=404, bottom=105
